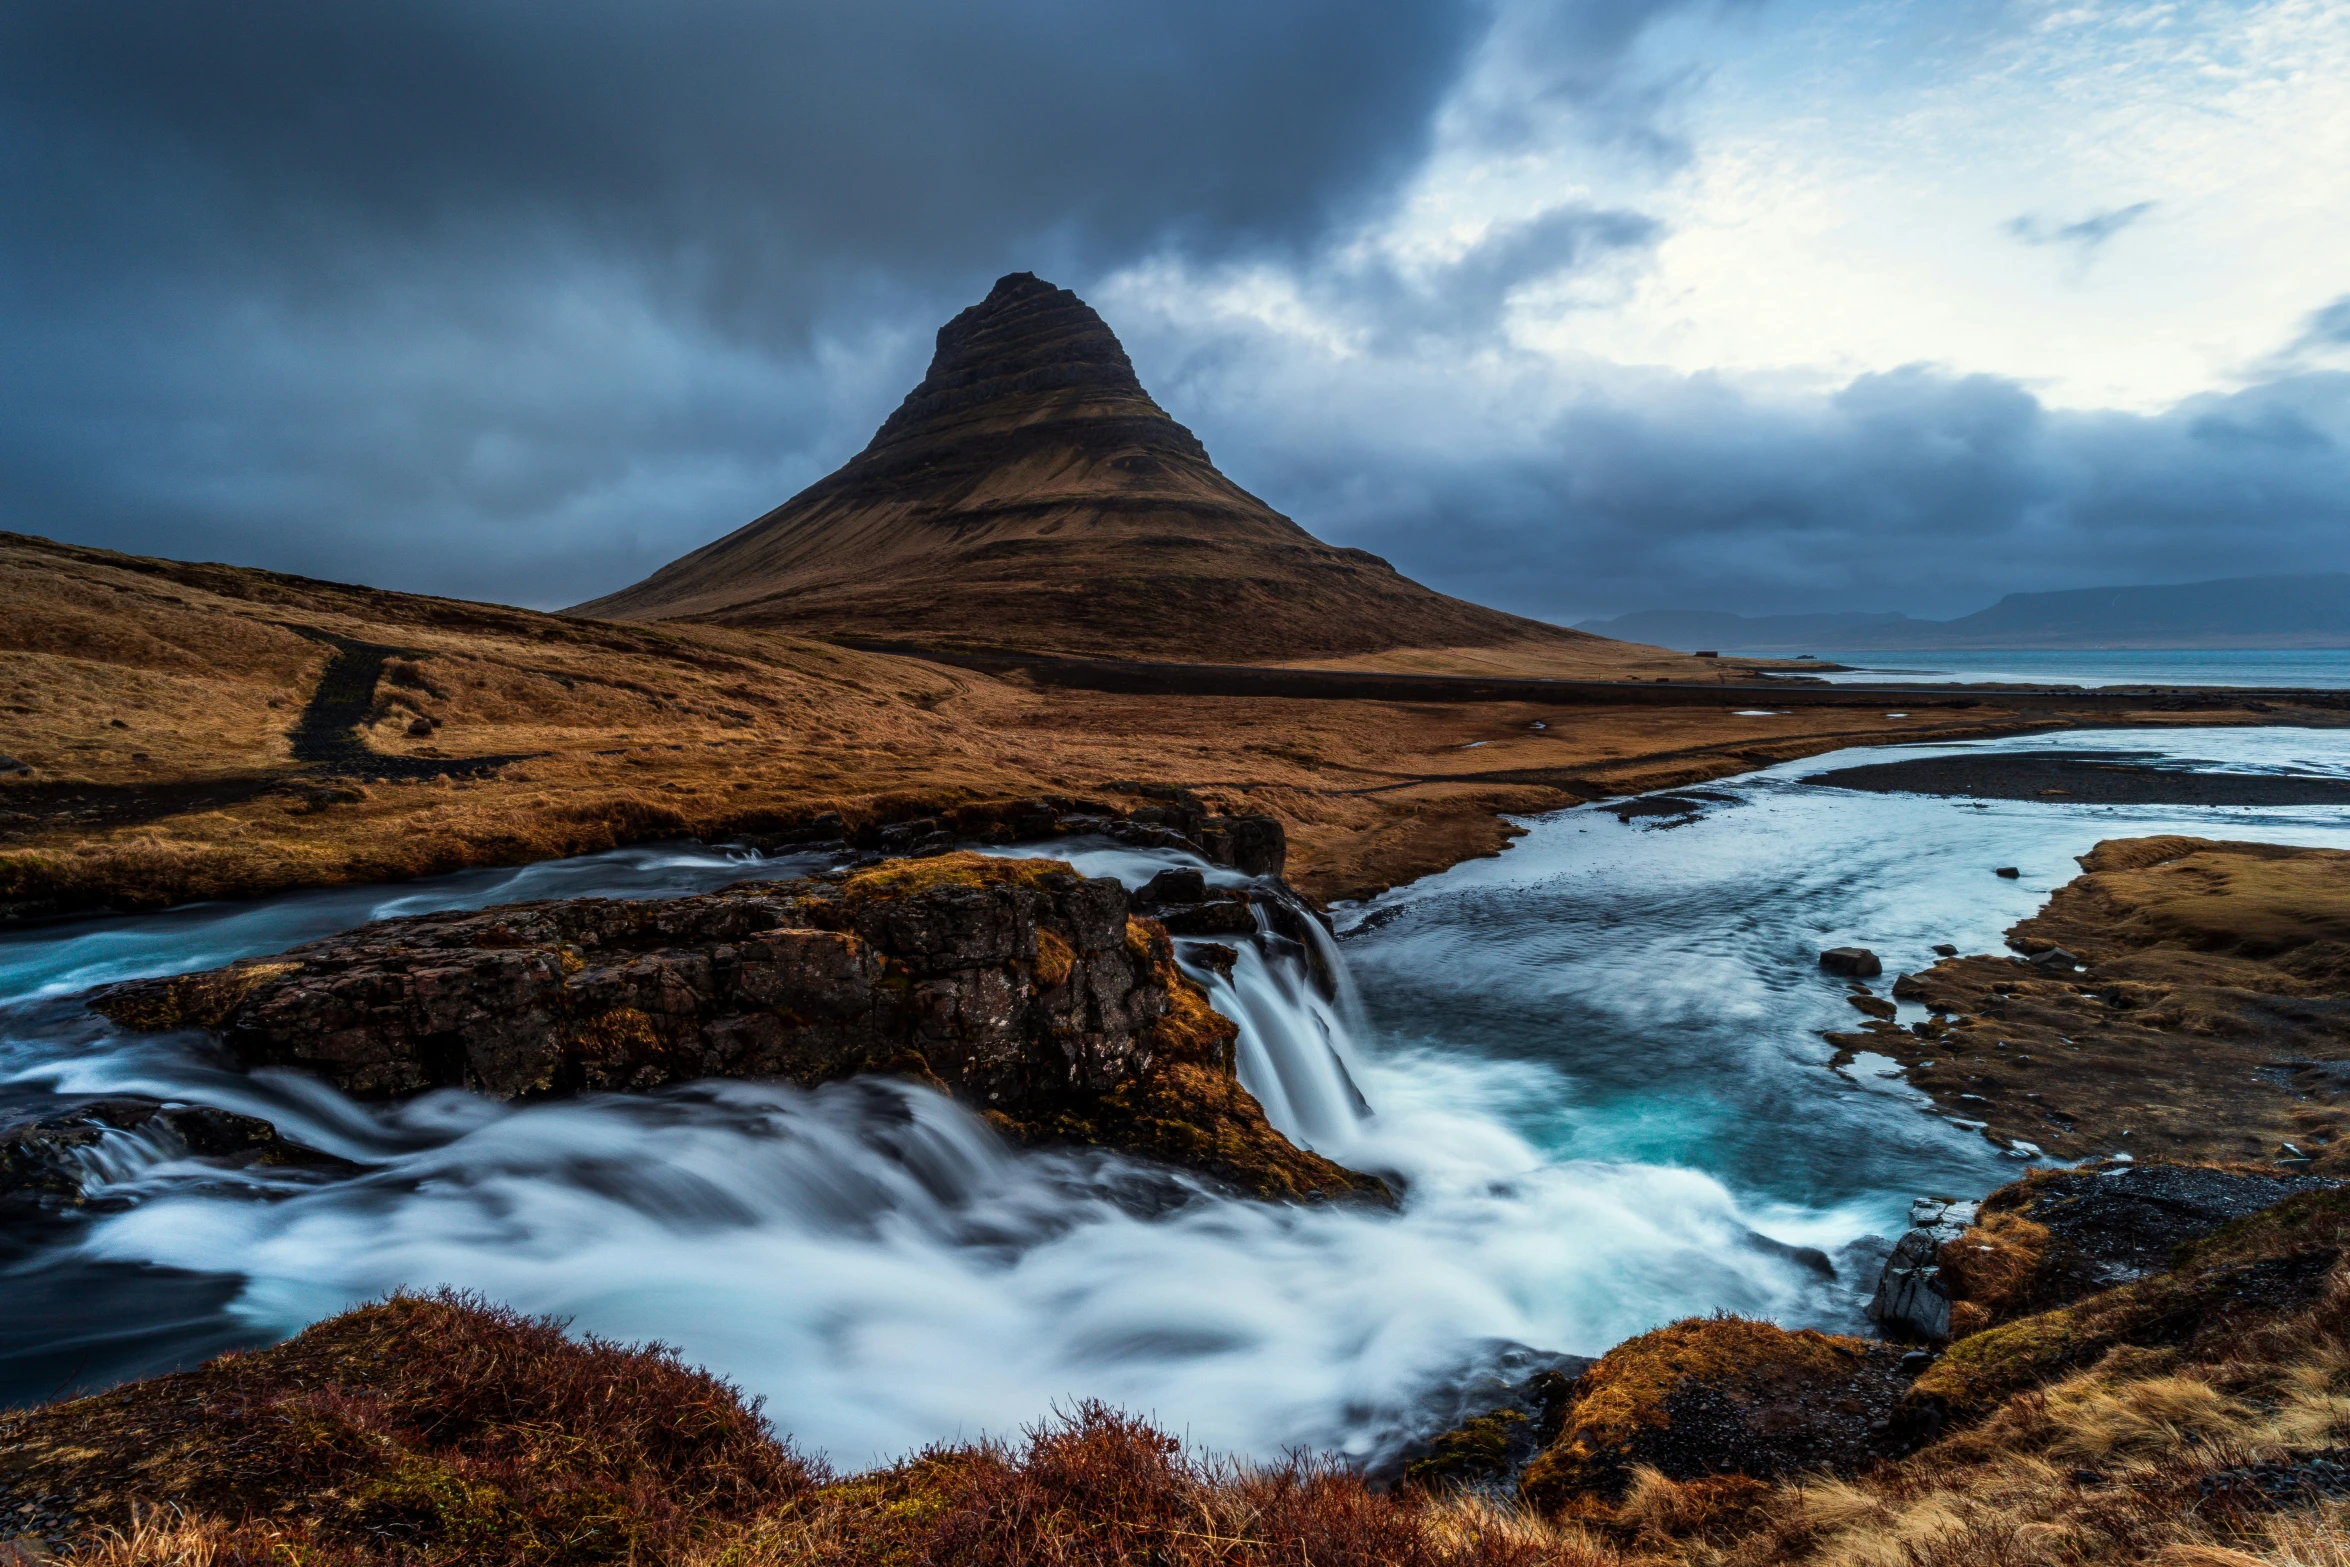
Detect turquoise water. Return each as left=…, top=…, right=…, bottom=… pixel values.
left=1786, top=647, right=2350, bottom=688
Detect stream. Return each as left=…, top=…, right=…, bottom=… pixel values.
left=6, top=726, right=2350, bottom=1468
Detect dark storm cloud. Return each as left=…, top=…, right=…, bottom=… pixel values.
left=1167, top=351, right=2350, bottom=623
left=7, top=0, right=2340, bottom=627
left=0, top=0, right=1479, bottom=603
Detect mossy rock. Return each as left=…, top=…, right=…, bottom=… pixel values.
left=839, top=850, right=1068, bottom=900
left=1520, top=1317, right=1916, bottom=1515
left=1908, top=1185, right=2350, bottom=1425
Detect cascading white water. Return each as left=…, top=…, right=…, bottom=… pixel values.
left=0, top=834, right=1860, bottom=1465
left=1182, top=899, right=1371, bottom=1153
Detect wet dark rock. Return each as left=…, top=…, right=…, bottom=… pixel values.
left=1519, top=1318, right=1922, bottom=1512
left=1871, top=1162, right=2343, bottom=1352
left=1741, top=1229, right=1835, bottom=1277
left=1995, top=866, right=2022, bottom=878
left=1819, top=947, right=1882, bottom=978
left=1869, top=1197, right=1980, bottom=1340
left=1199, top=814, right=1285, bottom=877
left=1135, top=867, right=1208, bottom=905
left=92, top=856, right=1147, bottom=1109
left=1987, top=1162, right=2341, bottom=1304
left=0, top=755, right=29, bottom=776
left=86, top=853, right=1374, bottom=1201
left=2027, top=945, right=2083, bottom=970
left=1891, top=971, right=1930, bottom=1001
left=1608, top=794, right=1708, bottom=825
left=1182, top=942, right=1239, bottom=981
left=1157, top=894, right=1258, bottom=937
left=1, top=1099, right=346, bottom=1207
left=1933, top=943, right=1959, bottom=956
left=1383, top=1345, right=1590, bottom=1493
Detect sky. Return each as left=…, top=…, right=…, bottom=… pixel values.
left=4, top=0, right=2347, bottom=623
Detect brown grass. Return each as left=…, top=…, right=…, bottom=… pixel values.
left=23, top=1255, right=2350, bottom=1567
left=839, top=850, right=1068, bottom=900
left=17, top=1297, right=1614, bottom=1567
left=3, top=530, right=2259, bottom=917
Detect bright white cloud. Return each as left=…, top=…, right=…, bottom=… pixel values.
left=1542, top=0, right=2350, bottom=408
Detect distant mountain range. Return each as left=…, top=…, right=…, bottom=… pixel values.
left=1576, top=576, right=2350, bottom=652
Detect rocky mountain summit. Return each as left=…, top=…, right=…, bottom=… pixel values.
left=86, top=849, right=1375, bottom=1203
left=574, top=272, right=1612, bottom=664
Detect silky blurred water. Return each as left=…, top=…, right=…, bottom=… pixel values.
left=5, top=727, right=2350, bottom=1466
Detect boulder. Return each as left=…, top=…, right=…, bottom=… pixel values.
left=1519, top=1317, right=1919, bottom=1515
left=88, top=853, right=1376, bottom=1202
left=1199, top=814, right=1285, bottom=877
left=1158, top=894, right=1259, bottom=937
left=1135, top=867, right=1208, bottom=905
left=1867, top=1197, right=1980, bottom=1340
left=2, top=1099, right=346, bottom=1206
left=1995, top=866, right=2021, bottom=879
left=1819, top=947, right=1882, bottom=978
left=1932, top=943, right=1958, bottom=956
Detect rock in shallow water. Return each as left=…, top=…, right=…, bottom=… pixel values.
left=1819, top=946, right=1882, bottom=978
left=1867, top=1197, right=1981, bottom=1340
left=86, top=853, right=1378, bottom=1202
left=1, top=1099, right=348, bottom=1207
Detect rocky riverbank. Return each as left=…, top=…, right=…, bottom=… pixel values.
left=1824, top=834, right=2350, bottom=1167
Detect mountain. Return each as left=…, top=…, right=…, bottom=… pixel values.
left=1578, top=575, right=2350, bottom=652
left=576, top=273, right=1625, bottom=666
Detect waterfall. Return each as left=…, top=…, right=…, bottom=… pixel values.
left=1175, top=884, right=1373, bottom=1154
left=1, top=833, right=1878, bottom=1462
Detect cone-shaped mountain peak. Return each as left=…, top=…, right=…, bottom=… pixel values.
left=861, top=272, right=1191, bottom=459
left=574, top=274, right=1607, bottom=666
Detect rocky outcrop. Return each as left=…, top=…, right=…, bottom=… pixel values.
left=769, top=789, right=1289, bottom=882
left=88, top=852, right=1374, bottom=1202
left=1, top=1098, right=346, bottom=1207
left=1868, top=1196, right=1980, bottom=1340
left=1871, top=1161, right=2338, bottom=1343
left=1907, top=1179, right=2350, bottom=1426
left=1517, top=1317, right=1921, bottom=1517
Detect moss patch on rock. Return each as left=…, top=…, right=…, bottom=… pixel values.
left=1909, top=1184, right=2350, bottom=1425
left=1520, top=1317, right=1917, bottom=1516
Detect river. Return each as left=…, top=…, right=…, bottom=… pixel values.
left=6, top=726, right=2350, bottom=1469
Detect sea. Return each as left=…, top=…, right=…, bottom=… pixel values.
left=1774, top=647, right=2350, bottom=688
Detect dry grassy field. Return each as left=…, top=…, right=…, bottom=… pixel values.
left=2, top=530, right=2328, bottom=918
